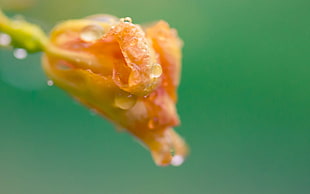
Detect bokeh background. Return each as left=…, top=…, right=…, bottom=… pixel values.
left=0, top=0, right=309, bottom=193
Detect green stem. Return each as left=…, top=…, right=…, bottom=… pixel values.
left=0, top=8, right=48, bottom=52
left=0, top=9, right=98, bottom=69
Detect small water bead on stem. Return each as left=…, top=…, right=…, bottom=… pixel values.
left=114, top=91, right=137, bottom=110
left=0, top=33, right=11, bottom=46
left=80, top=24, right=105, bottom=42
left=13, top=48, right=27, bottom=59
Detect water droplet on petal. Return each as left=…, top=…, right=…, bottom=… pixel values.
left=148, top=117, right=159, bottom=129
left=158, top=36, right=166, bottom=41
left=150, top=63, right=162, bottom=79
left=148, top=120, right=154, bottom=129
left=120, top=17, right=132, bottom=23
left=171, top=155, right=184, bottom=166
left=114, top=92, right=137, bottom=110
left=56, top=60, right=72, bottom=70
left=87, top=60, right=93, bottom=66
left=86, top=14, right=119, bottom=25
left=80, top=24, right=105, bottom=42
left=86, top=69, right=93, bottom=73
left=90, top=109, right=98, bottom=116
left=47, top=80, right=54, bottom=86
left=0, top=33, right=11, bottom=46
left=13, top=14, right=25, bottom=21
left=13, top=48, right=27, bottom=59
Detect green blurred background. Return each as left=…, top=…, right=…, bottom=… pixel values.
left=0, top=0, right=309, bottom=193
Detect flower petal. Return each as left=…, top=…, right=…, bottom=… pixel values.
left=42, top=16, right=188, bottom=166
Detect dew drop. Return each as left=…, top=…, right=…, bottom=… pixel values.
left=158, top=36, right=166, bottom=41
left=120, top=17, right=132, bottom=23
left=150, top=63, right=162, bottom=79
left=90, top=109, right=98, bottom=116
left=86, top=14, right=119, bottom=25
left=13, top=48, right=27, bottom=59
left=171, top=155, right=184, bottom=166
left=148, top=117, right=159, bottom=129
left=57, top=64, right=70, bottom=70
left=47, top=80, right=54, bottom=86
left=80, top=24, right=105, bottom=42
left=13, top=15, right=25, bottom=21
left=114, top=92, right=137, bottom=110
left=86, top=69, right=93, bottom=73
left=87, top=60, right=93, bottom=66
left=148, top=120, right=155, bottom=129
left=56, top=60, right=72, bottom=70
left=170, top=148, right=175, bottom=156
left=0, top=33, right=11, bottom=46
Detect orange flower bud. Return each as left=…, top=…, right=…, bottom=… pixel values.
left=42, top=15, right=188, bottom=166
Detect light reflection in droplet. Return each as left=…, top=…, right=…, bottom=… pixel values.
left=171, top=155, right=184, bottom=166
left=114, top=92, right=137, bottom=110
left=148, top=117, right=159, bottom=129
left=90, top=109, right=98, bottom=116
left=80, top=24, right=105, bottom=42
left=0, top=33, right=11, bottom=46
left=47, top=80, right=54, bottom=86
left=150, top=63, right=162, bottom=79
left=86, top=14, right=119, bottom=25
left=120, top=17, right=132, bottom=23
left=13, top=48, right=27, bottom=59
